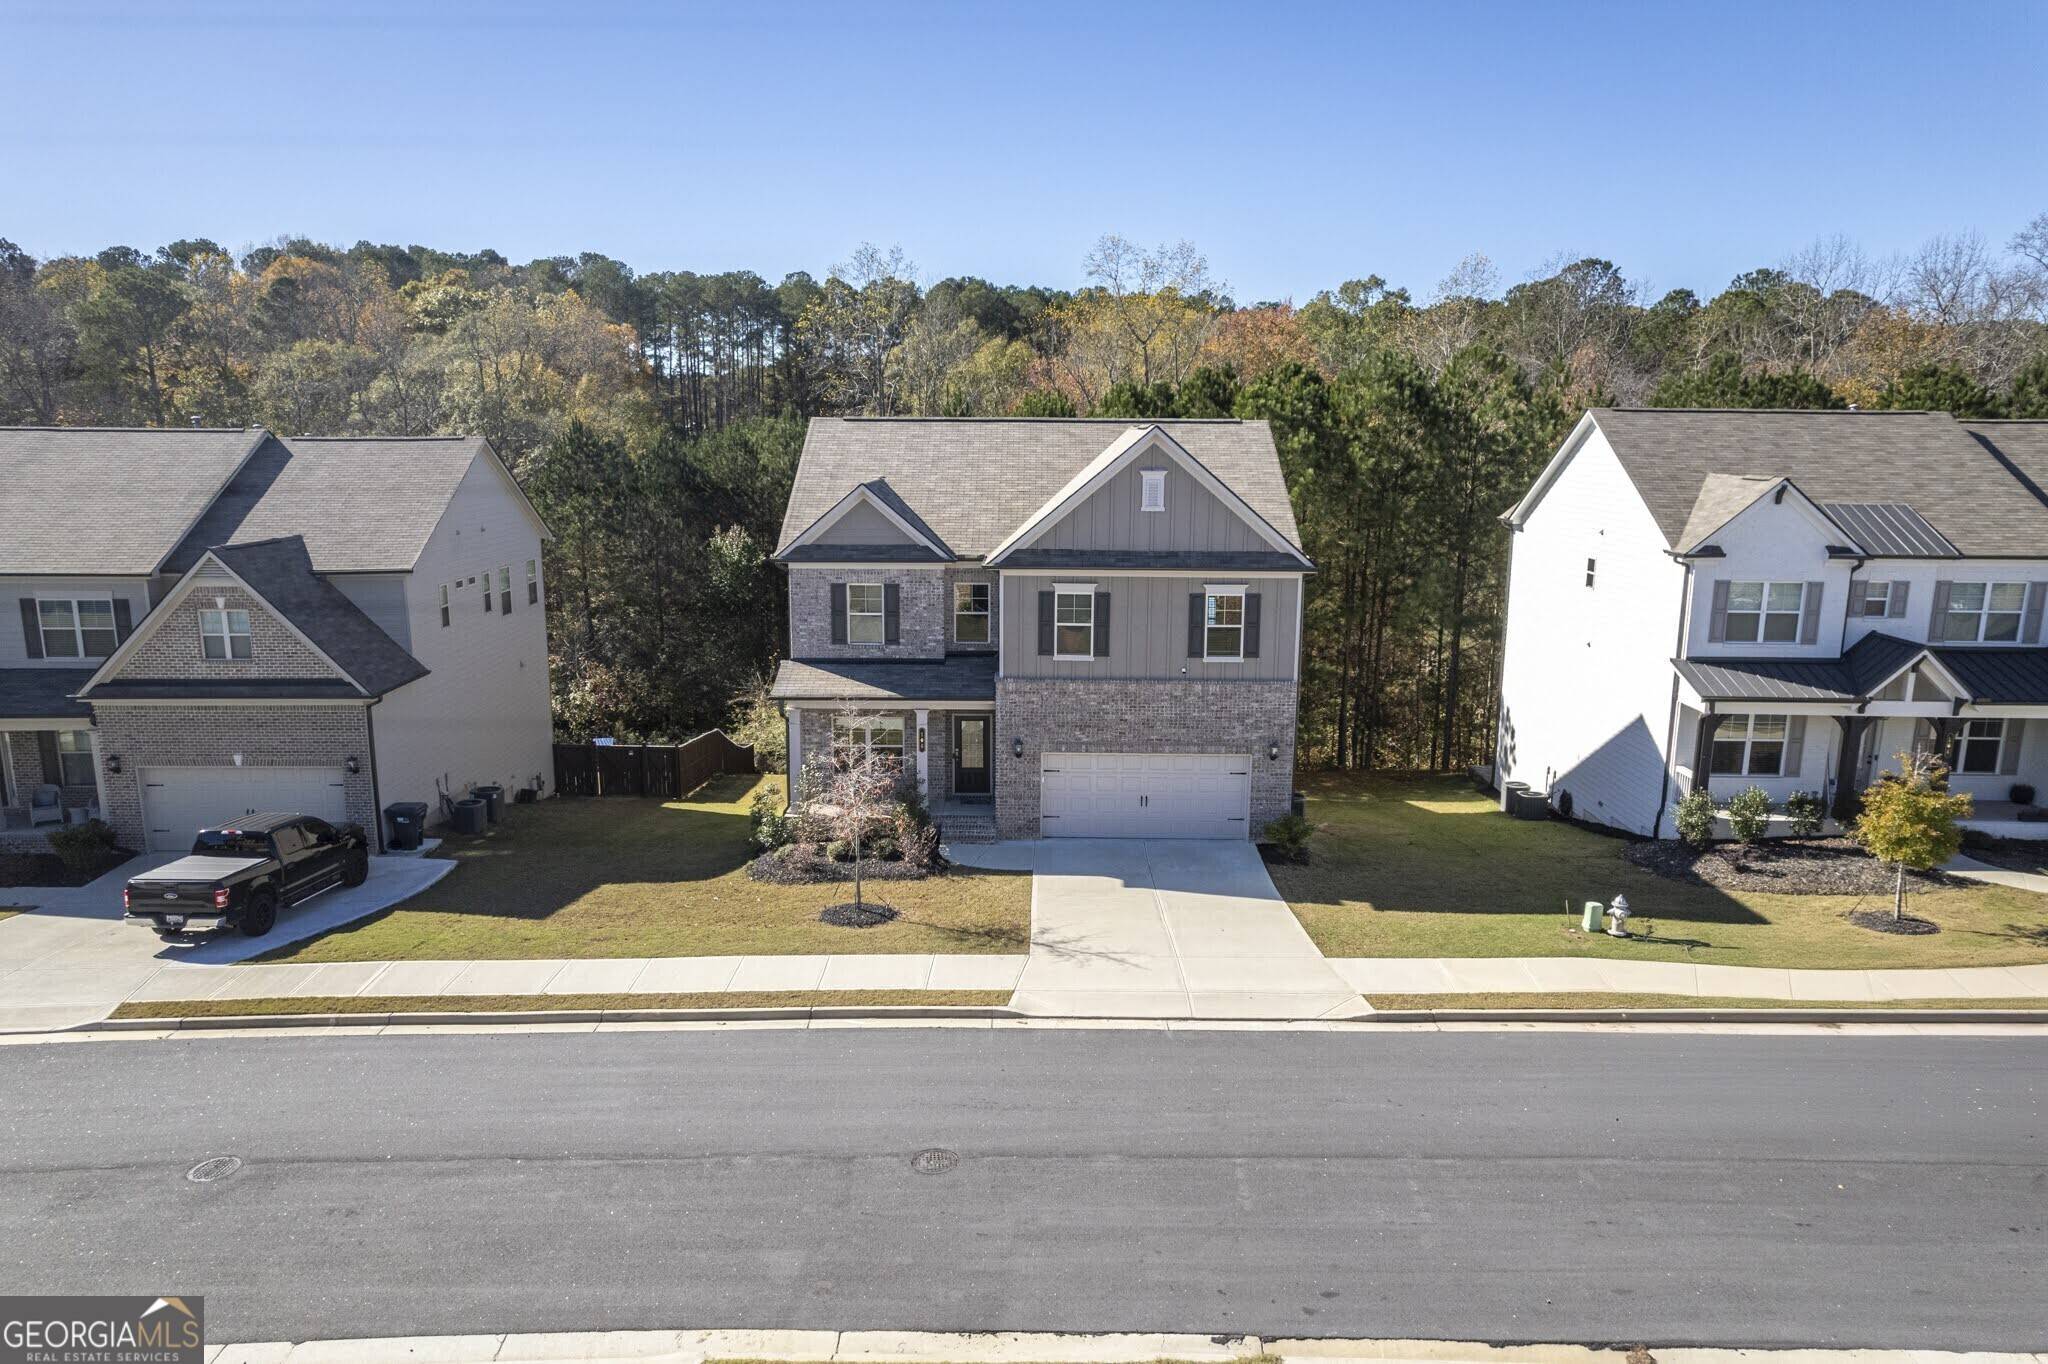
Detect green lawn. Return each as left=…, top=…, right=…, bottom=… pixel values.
left=267, top=774, right=1031, bottom=963
left=1273, top=772, right=2048, bottom=969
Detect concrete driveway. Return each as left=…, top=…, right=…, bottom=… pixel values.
left=0, top=852, right=452, bottom=1033
left=958, top=839, right=1366, bottom=1020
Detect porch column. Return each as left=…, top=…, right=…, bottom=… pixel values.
left=1689, top=711, right=1724, bottom=794
left=1832, top=716, right=1869, bottom=822
left=913, top=708, right=930, bottom=799
left=784, top=708, right=800, bottom=807
left=87, top=728, right=111, bottom=822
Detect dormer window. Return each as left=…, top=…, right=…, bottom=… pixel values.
left=199, top=608, right=252, bottom=661
left=1140, top=469, right=1166, bottom=513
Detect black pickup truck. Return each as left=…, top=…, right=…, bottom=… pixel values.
left=123, top=811, right=371, bottom=938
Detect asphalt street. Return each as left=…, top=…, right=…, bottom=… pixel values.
left=2, top=1029, right=2042, bottom=1349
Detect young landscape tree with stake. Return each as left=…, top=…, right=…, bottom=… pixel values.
left=801, top=710, right=907, bottom=920
left=1853, top=750, right=1973, bottom=923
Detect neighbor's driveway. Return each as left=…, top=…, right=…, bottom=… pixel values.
left=955, top=839, right=1366, bottom=1020
left=0, top=853, right=452, bottom=1033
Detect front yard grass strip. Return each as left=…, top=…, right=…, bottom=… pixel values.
left=1277, top=772, right=2048, bottom=969
left=1368, top=992, right=2048, bottom=1011
left=110, top=989, right=1012, bottom=1020
left=264, top=773, right=1031, bottom=963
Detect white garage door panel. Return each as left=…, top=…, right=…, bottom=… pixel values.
left=1041, top=752, right=1250, bottom=839
left=141, top=766, right=348, bottom=852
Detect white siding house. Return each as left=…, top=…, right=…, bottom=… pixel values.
left=1499, top=410, right=2048, bottom=840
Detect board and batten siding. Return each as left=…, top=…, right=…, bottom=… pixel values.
left=1000, top=574, right=1300, bottom=681
left=1032, top=461, right=1277, bottom=555
left=1496, top=424, right=1685, bottom=836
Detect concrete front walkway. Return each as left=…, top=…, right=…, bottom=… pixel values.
left=1332, top=955, right=2048, bottom=1001
left=955, top=838, right=1367, bottom=1020
left=0, top=852, right=454, bottom=1032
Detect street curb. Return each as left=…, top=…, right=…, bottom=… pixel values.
left=1368, top=1007, right=2048, bottom=1024
left=79, top=1004, right=1025, bottom=1032
left=201, top=1326, right=2048, bottom=1363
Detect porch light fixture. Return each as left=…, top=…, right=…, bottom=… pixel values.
left=344, top=756, right=361, bottom=775
left=916, top=729, right=926, bottom=754
left=105, top=753, right=122, bottom=775
left=1267, top=741, right=1281, bottom=762
left=1012, top=737, right=1024, bottom=759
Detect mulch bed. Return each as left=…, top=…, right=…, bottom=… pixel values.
left=745, top=843, right=941, bottom=886
left=0, top=850, right=130, bottom=889
left=819, top=902, right=900, bottom=927
left=1623, top=836, right=1961, bottom=896
left=1848, top=909, right=1941, bottom=935
left=1958, top=837, right=2048, bottom=875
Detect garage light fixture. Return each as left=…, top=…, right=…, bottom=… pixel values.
left=105, top=753, right=122, bottom=775
left=1267, top=741, right=1280, bottom=761
left=1012, top=737, right=1024, bottom=759
left=344, top=756, right=361, bottom=775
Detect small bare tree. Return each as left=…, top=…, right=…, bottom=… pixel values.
left=798, top=710, right=906, bottom=914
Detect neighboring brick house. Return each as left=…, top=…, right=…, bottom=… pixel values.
left=769, top=419, right=1312, bottom=840
left=0, top=426, right=553, bottom=854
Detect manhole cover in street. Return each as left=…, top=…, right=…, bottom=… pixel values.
left=909, top=1147, right=959, bottom=1175
left=186, top=1156, right=242, bottom=1183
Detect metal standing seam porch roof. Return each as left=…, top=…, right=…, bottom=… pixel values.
left=1674, top=632, right=2048, bottom=706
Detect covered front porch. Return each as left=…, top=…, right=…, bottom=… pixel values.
left=768, top=655, right=1000, bottom=840
left=1, top=668, right=105, bottom=851
left=1669, top=636, right=2048, bottom=839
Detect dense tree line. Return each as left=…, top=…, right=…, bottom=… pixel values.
left=4, top=220, right=2045, bottom=768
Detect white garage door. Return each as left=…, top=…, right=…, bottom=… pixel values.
left=1040, top=752, right=1251, bottom=839
left=140, top=766, right=348, bottom=852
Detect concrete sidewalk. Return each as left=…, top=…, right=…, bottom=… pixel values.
left=1332, top=954, right=2048, bottom=1001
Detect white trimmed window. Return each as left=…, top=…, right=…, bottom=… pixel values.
left=1952, top=719, right=2007, bottom=774
left=1204, top=586, right=1246, bottom=661
left=832, top=715, right=904, bottom=763
left=54, top=730, right=94, bottom=786
left=846, top=583, right=885, bottom=645
left=1710, top=714, right=1788, bottom=776
left=498, top=566, right=513, bottom=615
left=1053, top=585, right=1094, bottom=659
left=1944, top=583, right=2025, bottom=642
left=1725, top=581, right=1805, bottom=644
left=1140, top=469, right=1166, bottom=512
left=480, top=568, right=493, bottom=613
left=954, top=581, right=989, bottom=643
left=1857, top=580, right=1892, bottom=616
left=1584, top=558, right=1597, bottom=589
left=36, top=598, right=117, bottom=658
left=199, top=608, right=252, bottom=661
left=527, top=559, right=539, bottom=605
left=439, top=584, right=451, bottom=628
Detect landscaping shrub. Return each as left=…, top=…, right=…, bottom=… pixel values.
left=46, top=818, right=118, bottom=875
left=1726, top=786, right=1773, bottom=844
left=895, top=804, right=940, bottom=869
left=1784, top=790, right=1825, bottom=837
left=2011, top=783, right=2036, bottom=807
left=826, top=838, right=855, bottom=863
left=1261, top=813, right=1316, bottom=862
left=1675, top=790, right=1716, bottom=847
left=748, top=783, right=794, bottom=851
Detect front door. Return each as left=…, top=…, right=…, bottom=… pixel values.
left=953, top=715, right=991, bottom=796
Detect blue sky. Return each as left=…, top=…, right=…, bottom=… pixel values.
left=4, top=0, right=2045, bottom=302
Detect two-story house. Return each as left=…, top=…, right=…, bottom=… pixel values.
left=1497, top=408, right=2048, bottom=839
left=0, top=426, right=553, bottom=854
left=769, top=418, right=1311, bottom=841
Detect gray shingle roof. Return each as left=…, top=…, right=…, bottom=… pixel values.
left=1590, top=409, right=2048, bottom=558
left=88, top=679, right=367, bottom=701
left=0, top=427, right=266, bottom=574
left=775, top=419, right=1302, bottom=560
left=208, top=538, right=428, bottom=696
left=1963, top=421, right=2048, bottom=508
left=780, top=544, right=950, bottom=564
left=0, top=668, right=94, bottom=720
left=165, top=434, right=496, bottom=573
left=770, top=654, right=998, bottom=703
left=997, top=549, right=1312, bottom=571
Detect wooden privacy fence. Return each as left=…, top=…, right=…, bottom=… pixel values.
left=553, top=731, right=756, bottom=799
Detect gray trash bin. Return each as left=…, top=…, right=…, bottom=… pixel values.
left=384, top=801, right=430, bottom=851
left=451, top=798, right=488, bottom=835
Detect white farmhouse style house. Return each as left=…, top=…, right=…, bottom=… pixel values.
left=1496, top=409, right=2048, bottom=839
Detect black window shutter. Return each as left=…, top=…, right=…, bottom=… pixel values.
left=19, top=599, right=43, bottom=659
left=1244, top=593, right=1262, bottom=658
left=112, top=598, right=133, bottom=642
left=36, top=731, right=61, bottom=786
left=1093, top=591, right=1110, bottom=657
left=883, top=584, right=901, bottom=644
left=1037, top=591, right=1054, bottom=655
left=830, top=583, right=848, bottom=644
left=1187, top=593, right=1204, bottom=657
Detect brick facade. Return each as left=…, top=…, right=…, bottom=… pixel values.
left=992, top=677, right=1298, bottom=839
left=92, top=703, right=378, bottom=851
left=787, top=566, right=948, bottom=660
left=114, top=586, right=340, bottom=682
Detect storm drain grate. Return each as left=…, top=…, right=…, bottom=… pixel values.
left=186, top=1156, right=242, bottom=1183
left=909, top=1147, right=959, bottom=1175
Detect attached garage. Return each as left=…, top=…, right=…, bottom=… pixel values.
left=139, top=765, right=349, bottom=852
left=1039, top=751, right=1251, bottom=839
